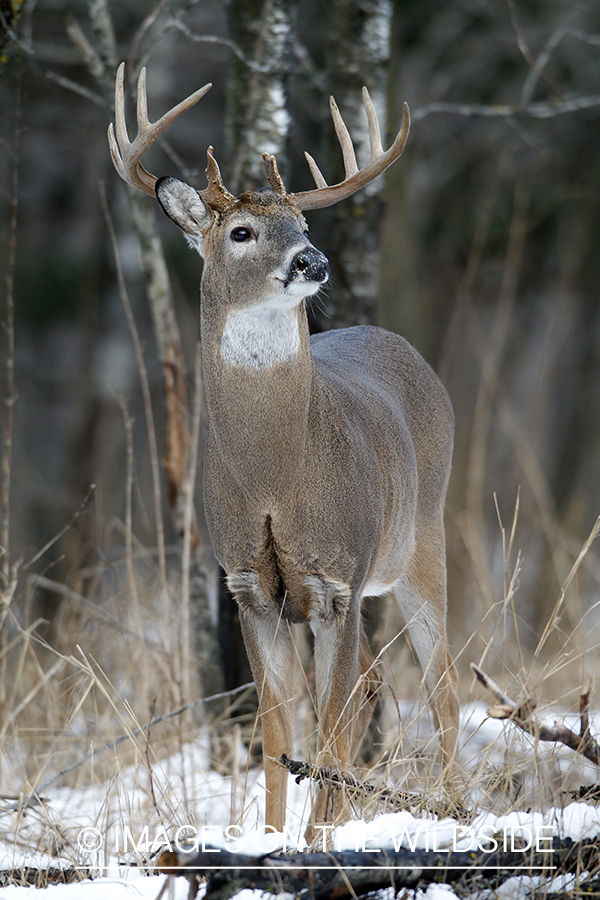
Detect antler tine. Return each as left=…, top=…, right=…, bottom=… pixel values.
left=262, top=153, right=287, bottom=196
left=108, top=62, right=213, bottom=198
left=289, top=94, right=410, bottom=212
left=304, top=152, right=328, bottom=189
left=136, top=65, right=149, bottom=136
left=329, top=96, right=359, bottom=179
left=202, top=146, right=237, bottom=212
left=362, top=86, right=384, bottom=157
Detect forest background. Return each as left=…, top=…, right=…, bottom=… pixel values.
left=1, top=0, right=600, bottom=778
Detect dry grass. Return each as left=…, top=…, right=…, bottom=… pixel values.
left=0, top=476, right=599, bottom=898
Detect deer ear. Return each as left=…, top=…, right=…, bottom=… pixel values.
left=156, top=176, right=212, bottom=255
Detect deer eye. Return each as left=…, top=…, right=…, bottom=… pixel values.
left=231, top=226, right=254, bottom=242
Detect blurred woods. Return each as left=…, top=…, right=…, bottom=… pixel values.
left=1, top=0, right=600, bottom=741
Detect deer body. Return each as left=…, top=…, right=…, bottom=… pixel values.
left=109, top=65, right=460, bottom=838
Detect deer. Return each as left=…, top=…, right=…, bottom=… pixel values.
left=108, top=62, right=460, bottom=840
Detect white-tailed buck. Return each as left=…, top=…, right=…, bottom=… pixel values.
left=109, top=63, right=460, bottom=838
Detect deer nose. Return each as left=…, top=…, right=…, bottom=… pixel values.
left=289, top=247, right=330, bottom=284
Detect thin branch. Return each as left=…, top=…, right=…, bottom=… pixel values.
left=581, top=675, right=592, bottom=741
left=65, top=17, right=105, bottom=78
left=507, top=0, right=564, bottom=102
left=412, top=95, right=600, bottom=123
left=277, top=754, right=423, bottom=809
left=43, top=69, right=104, bottom=107
left=516, top=24, right=600, bottom=107
left=521, top=25, right=568, bottom=106
left=129, top=4, right=163, bottom=73
left=168, top=19, right=274, bottom=74
left=471, top=663, right=600, bottom=767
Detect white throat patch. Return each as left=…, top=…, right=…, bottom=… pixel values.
left=220, top=303, right=300, bottom=369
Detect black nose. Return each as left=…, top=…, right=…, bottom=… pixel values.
left=289, top=247, right=330, bottom=284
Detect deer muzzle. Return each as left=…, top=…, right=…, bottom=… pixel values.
left=288, top=247, right=330, bottom=285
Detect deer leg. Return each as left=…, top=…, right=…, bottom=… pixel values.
left=229, top=572, right=294, bottom=833
left=304, top=577, right=367, bottom=842
left=393, top=546, right=460, bottom=777
left=349, top=621, right=383, bottom=761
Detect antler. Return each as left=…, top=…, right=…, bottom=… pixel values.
left=287, top=88, right=410, bottom=211
left=108, top=62, right=213, bottom=198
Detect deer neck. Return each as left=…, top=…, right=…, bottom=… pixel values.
left=200, top=287, right=314, bottom=496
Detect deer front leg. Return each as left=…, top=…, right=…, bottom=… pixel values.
left=305, top=577, right=368, bottom=842
left=229, top=572, right=294, bottom=833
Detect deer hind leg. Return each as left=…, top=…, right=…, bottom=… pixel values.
left=304, top=577, right=380, bottom=842
left=228, top=572, right=294, bottom=833
left=349, top=622, right=383, bottom=760
left=393, top=536, right=460, bottom=777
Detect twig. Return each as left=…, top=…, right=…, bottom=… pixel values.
left=507, top=0, right=564, bottom=103
left=43, top=69, right=104, bottom=107
left=65, top=17, right=105, bottom=78
left=471, top=663, right=600, bottom=766
left=412, top=95, right=600, bottom=123
left=167, top=19, right=274, bottom=74
left=521, top=28, right=600, bottom=107
left=277, top=755, right=426, bottom=811
left=581, top=675, right=592, bottom=741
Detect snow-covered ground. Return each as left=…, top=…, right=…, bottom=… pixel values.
left=1, top=703, right=599, bottom=899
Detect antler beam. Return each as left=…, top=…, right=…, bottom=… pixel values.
left=288, top=88, right=410, bottom=211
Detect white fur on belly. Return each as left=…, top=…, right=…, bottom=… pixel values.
left=221, top=303, right=300, bottom=369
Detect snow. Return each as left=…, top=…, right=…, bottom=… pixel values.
left=2, top=707, right=600, bottom=899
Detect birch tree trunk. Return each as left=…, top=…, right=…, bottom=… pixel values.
left=225, top=0, right=299, bottom=193
left=313, top=0, right=393, bottom=329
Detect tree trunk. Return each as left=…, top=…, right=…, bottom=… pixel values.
left=225, top=0, right=299, bottom=193
left=311, top=0, right=393, bottom=330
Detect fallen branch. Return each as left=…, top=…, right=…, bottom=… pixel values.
left=277, top=754, right=466, bottom=819
left=158, top=836, right=599, bottom=900
left=277, top=754, right=419, bottom=806
left=471, top=664, right=600, bottom=766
